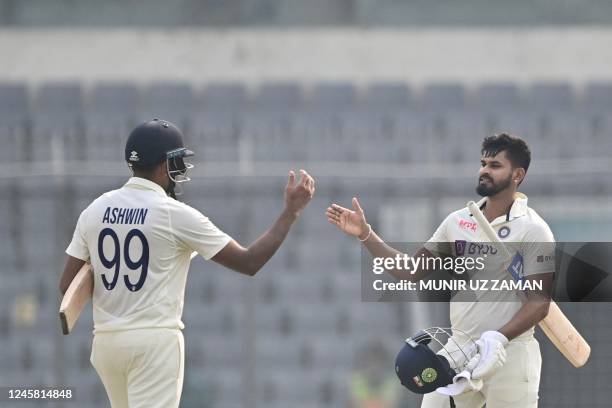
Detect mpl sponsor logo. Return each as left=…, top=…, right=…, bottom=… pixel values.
left=459, top=219, right=478, bottom=232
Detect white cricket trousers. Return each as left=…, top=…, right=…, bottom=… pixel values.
left=90, top=328, right=185, bottom=408
left=421, top=337, right=542, bottom=408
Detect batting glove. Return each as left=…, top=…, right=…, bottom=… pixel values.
left=471, top=331, right=509, bottom=380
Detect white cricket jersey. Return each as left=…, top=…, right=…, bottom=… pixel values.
left=425, top=194, right=555, bottom=340
left=66, top=177, right=231, bottom=333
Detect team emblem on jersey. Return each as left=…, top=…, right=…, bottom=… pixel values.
left=498, top=226, right=510, bottom=239
left=129, top=151, right=140, bottom=162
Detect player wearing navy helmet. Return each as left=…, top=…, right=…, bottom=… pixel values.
left=60, top=119, right=315, bottom=408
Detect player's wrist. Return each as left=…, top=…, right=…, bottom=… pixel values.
left=358, top=224, right=372, bottom=241
left=282, top=205, right=301, bottom=220
left=481, top=330, right=509, bottom=346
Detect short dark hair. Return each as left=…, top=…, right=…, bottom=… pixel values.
left=481, top=133, right=531, bottom=172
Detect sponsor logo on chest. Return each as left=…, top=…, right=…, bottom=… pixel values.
left=459, top=219, right=478, bottom=232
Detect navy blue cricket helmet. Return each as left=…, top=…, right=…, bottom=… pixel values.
left=125, top=119, right=194, bottom=183
left=395, top=329, right=456, bottom=394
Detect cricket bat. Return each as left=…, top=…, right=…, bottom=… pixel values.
left=59, top=263, right=94, bottom=335
left=467, top=201, right=591, bottom=368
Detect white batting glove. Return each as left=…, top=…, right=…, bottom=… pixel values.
left=471, top=331, right=509, bottom=380
left=465, top=352, right=481, bottom=372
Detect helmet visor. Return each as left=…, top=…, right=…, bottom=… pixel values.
left=166, top=148, right=194, bottom=183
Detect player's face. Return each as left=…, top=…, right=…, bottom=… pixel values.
left=476, top=151, right=514, bottom=197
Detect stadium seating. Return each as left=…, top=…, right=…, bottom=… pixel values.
left=84, top=82, right=142, bottom=162
left=0, top=80, right=609, bottom=408
left=0, top=82, right=29, bottom=163
left=8, top=0, right=612, bottom=27
left=142, top=81, right=195, bottom=129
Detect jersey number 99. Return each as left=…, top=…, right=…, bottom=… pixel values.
left=98, top=228, right=149, bottom=292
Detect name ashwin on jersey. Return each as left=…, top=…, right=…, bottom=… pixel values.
left=102, top=207, right=148, bottom=224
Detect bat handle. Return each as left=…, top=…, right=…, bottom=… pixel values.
left=467, top=201, right=512, bottom=258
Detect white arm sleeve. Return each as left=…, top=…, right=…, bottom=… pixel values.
left=66, top=208, right=90, bottom=261
left=172, top=204, right=232, bottom=260
left=521, top=223, right=556, bottom=277
left=424, top=214, right=453, bottom=256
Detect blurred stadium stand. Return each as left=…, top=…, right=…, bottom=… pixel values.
left=3, top=0, right=612, bottom=26
left=1, top=80, right=611, bottom=408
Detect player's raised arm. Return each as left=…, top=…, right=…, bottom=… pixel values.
left=326, top=197, right=434, bottom=281
left=211, top=169, right=315, bottom=276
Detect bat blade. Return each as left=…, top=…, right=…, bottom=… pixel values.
left=59, top=263, right=93, bottom=335
left=539, top=303, right=591, bottom=367
left=467, top=200, right=591, bottom=368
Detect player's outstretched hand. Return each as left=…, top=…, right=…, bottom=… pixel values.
left=284, top=169, right=315, bottom=216
left=326, top=197, right=370, bottom=239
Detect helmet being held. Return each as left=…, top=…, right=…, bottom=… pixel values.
left=394, top=327, right=477, bottom=394
left=125, top=119, right=194, bottom=197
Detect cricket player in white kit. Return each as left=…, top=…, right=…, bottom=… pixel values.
left=326, top=134, right=554, bottom=407
left=59, top=119, right=315, bottom=408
